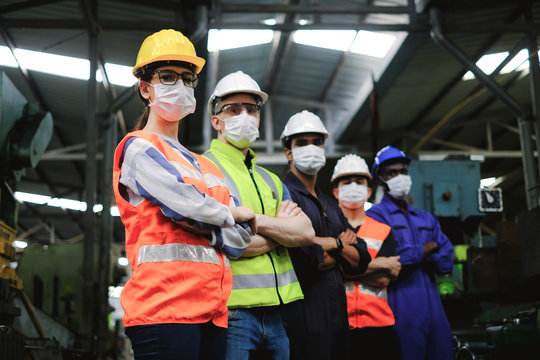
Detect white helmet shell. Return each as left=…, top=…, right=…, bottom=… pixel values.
left=331, top=154, right=372, bottom=182
left=280, top=110, right=329, bottom=143
left=208, top=71, right=268, bottom=116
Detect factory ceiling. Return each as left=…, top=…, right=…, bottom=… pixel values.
left=1, top=0, right=539, bottom=248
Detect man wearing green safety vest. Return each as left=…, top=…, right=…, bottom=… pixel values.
left=204, top=71, right=315, bottom=360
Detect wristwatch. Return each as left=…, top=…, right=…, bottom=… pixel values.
left=335, top=238, right=344, bottom=253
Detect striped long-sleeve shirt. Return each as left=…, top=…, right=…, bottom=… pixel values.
left=118, top=132, right=251, bottom=258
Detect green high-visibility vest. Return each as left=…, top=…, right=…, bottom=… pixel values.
left=205, top=139, right=303, bottom=308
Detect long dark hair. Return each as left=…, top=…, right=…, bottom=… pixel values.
left=132, top=60, right=196, bottom=131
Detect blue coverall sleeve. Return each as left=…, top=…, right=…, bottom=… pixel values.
left=426, top=216, right=454, bottom=274
left=367, top=206, right=424, bottom=267
left=282, top=183, right=293, bottom=201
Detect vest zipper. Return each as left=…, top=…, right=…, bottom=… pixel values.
left=245, top=155, right=265, bottom=214
left=245, top=153, right=282, bottom=303
left=267, top=252, right=284, bottom=304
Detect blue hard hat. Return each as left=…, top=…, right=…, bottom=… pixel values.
left=371, top=145, right=410, bottom=177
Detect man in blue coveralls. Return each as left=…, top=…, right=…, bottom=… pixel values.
left=366, top=145, right=454, bottom=360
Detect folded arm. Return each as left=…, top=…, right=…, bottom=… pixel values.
left=255, top=200, right=315, bottom=247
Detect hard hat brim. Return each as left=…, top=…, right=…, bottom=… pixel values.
left=331, top=171, right=372, bottom=183
left=133, top=54, right=206, bottom=75
left=213, top=89, right=268, bottom=105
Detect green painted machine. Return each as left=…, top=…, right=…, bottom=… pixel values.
left=0, top=71, right=54, bottom=359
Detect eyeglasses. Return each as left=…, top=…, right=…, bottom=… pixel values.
left=152, top=70, right=199, bottom=88
left=216, top=103, right=261, bottom=116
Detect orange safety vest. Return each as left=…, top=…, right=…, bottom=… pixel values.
left=112, top=130, right=232, bottom=328
left=346, top=216, right=395, bottom=329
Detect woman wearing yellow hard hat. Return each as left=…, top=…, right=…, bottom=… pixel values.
left=112, top=29, right=256, bottom=360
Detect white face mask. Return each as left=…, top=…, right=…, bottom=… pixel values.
left=220, top=113, right=260, bottom=149
left=338, top=183, right=368, bottom=209
left=148, top=82, right=196, bottom=121
left=292, top=144, right=326, bottom=175
left=385, top=174, right=412, bottom=200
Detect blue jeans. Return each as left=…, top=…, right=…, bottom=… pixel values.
left=125, top=322, right=227, bottom=360
left=226, top=307, right=289, bottom=360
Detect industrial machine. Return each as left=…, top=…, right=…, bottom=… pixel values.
left=0, top=71, right=61, bottom=359
left=407, top=159, right=540, bottom=359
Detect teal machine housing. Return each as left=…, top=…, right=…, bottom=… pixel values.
left=406, top=160, right=540, bottom=358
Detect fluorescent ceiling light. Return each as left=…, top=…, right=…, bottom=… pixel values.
left=117, top=257, right=129, bottom=266
left=293, top=30, right=395, bottom=57
left=14, top=240, right=28, bottom=249
left=14, top=191, right=120, bottom=216
left=350, top=31, right=396, bottom=58
left=463, top=50, right=533, bottom=81
left=293, top=30, right=357, bottom=51
left=298, top=19, right=312, bottom=26
left=207, top=29, right=274, bottom=52
left=0, top=45, right=136, bottom=87
left=263, top=18, right=277, bottom=25
left=501, top=49, right=530, bottom=73
left=481, top=177, right=496, bottom=188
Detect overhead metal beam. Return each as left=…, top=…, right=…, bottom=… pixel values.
left=0, top=0, right=63, bottom=14
left=430, top=7, right=538, bottom=209
left=263, top=0, right=299, bottom=94
left=219, top=3, right=409, bottom=14
left=430, top=11, right=526, bottom=118
left=404, top=4, right=526, bottom=134
left=1, top=17, right=539, bottom=33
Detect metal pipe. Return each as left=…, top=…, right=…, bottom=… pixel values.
left=83, top=22, right=98, bottom=354
left=264, top=100, right=274, bottom=154
left=98, top=113, right=116, bottom=358
left=526, top=27, right=540, bottom=200
left=518, top=118, right=539, bottom=208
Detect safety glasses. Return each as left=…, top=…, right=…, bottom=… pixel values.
left=216, top=103, right=261, bottom=116
left=152, top=70, right=199, bottom=88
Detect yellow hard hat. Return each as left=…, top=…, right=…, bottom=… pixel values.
left=133, top=29, right=205, bottom=77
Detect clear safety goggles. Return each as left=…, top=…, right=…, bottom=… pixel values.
left=216, top=103, right=261, bottom=116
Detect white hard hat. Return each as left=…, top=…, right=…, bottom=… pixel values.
left=280, top=110, right=329, bottom=144
left=331, top=154, right=372, bottom=182
left=208, top=71, right=268, bottom=116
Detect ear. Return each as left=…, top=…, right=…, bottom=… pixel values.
left=332, top=187, right=339, bottom=200
left=211, top=115, right=224, bottom=132
left=139, top=81, right=152, bottom=101
left=285, top=148, right=293, bottom=162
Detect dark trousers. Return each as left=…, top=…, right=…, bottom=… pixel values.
left=350, top=326, right=399, bottom=360
left=125, top=322, right=227, bottom=360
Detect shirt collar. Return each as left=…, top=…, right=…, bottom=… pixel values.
left=284, top=170, right=322, bottom=198
left=209, top=139, right=257, bottom=166
left=380, top=195, right=418, bottom=215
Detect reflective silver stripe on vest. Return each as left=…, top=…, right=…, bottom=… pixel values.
left=204, top=151, right=242, bottom=204
left=138, top=243, right=220, bottom=265
left=344, top=281, right=355, bottom=293
left=254, top=165, right=278, bottom=201
left=358, top=283, right=388, bottom=300
left=232, top=269, right=298, bottom=290
left=363, top=237, right=383, bottom=252
left=224, top=256, right=231, bottom=268
left=204, top=172, right=226, bottom=188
